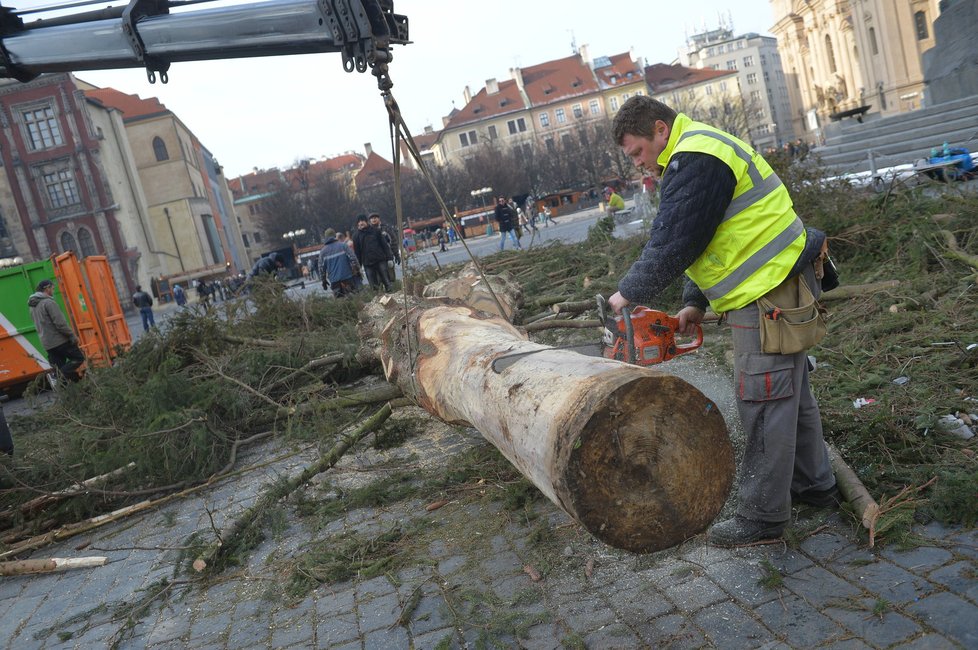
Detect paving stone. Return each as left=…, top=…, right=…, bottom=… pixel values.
left=822, top=598, right=921, bottom=647
left=479, top=550, right=524, bottom=578
left=753, top=547, right=815, bottom=574
left=411, top=627, right=460, bottom=650
left=516, top=623, right=562, bottom=650
left=361, top=625, right=408, bottom=650
left=637, top=611, right=710, bottom=648
left=798, top=531, right=856, bottom=562
left=608, top=583, right=674, bottom=622
left=225, top=617, right=269, bottom=648
left=583, top=622, right=641, bottom=649
left=271, top=615, right=314, bottom=649
left=663, top=576, right=728, bottom=613
left=3, top=593, right=45, bottom=632
left=906, top=590, right=978, bottom=647
left=355, top=576, right=396, bottom=602
left=316, top=586, right=356, bottom=615
left=491, top=573, right=534, bottom=602
left=883, top=546, right=954, bottom=573
left=754, top=594, right=848, bottom=645
left=694, top=600, right=773, bottom=647
left=144, top=611, right=190, bottom=645
left=315, top=609, right=358, bottom=645
left=436, top=555, right=467, bottom=576
left=356, top=592, right=399, bottom=633
left=555, top=596, right=616, bottom=634
left=927, top=560, right=978, bottom=600
left=406, top=593, right=452, bottom=638
left=702, top=559, right=781, bottom=607
left=891, top=633, right=960, bottom=649
left=816, top=640, right=874, bottom=650
left=846, top=559, right=936, bottom=605
left=782, top=566, right=863, bottom=608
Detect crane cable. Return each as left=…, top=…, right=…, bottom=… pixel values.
left=378, top=85, right=508, bottom=323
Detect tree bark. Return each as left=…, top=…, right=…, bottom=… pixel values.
left=360, top=293, right=734, bottom=553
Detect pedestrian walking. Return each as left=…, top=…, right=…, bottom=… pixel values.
left=131, top=285, right=155, bottom=331
left=28, top=279, right=85, bottom=383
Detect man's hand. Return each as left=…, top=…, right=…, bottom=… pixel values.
left=675, top=306, right=705, bottom=336
left=608, top=291, right=631, bottom=315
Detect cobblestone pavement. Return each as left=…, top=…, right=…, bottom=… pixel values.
left=1, top=353, right=976, bottom=650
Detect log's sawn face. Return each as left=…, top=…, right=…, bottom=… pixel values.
left=561, top=373, right=734, bottom=553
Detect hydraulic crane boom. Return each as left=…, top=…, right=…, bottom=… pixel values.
left=0, top=0, right=409, bottom=85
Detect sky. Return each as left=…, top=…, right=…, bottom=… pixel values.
left=15, top=0, right=777, bottom=179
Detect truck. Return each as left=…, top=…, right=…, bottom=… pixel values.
left=0, top=253, right=131, bottom=397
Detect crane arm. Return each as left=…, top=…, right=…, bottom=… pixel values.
left=0, top=0, right=409, bottom=85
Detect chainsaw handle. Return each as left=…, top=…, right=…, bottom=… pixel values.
left=621, top=306, right=636, bottom=364
left=674, top=323, right=704, bottom=354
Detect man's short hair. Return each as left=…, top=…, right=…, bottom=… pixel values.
left=612, top=96, right=678, bottom=145
left=324, top=228, right=336, bottom=239
left=368, top=213, right=381, bottom=220
left=36, top=279, right=54, bottom=292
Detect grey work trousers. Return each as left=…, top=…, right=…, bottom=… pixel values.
left=725, top=265, right=834, bottom=524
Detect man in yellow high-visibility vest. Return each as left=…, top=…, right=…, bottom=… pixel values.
left=607, top=96, right=839, bottom=547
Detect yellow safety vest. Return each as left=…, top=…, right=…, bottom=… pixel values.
left=659, top=114, right=806, bottom=312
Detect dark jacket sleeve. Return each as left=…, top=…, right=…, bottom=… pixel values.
left=618, top=152, right=737, bottom=305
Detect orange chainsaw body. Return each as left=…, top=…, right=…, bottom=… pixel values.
left=602, top=307, right=703, bottom=365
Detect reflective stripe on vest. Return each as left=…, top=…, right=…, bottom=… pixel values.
left=669, top=118, right=805, bottom=311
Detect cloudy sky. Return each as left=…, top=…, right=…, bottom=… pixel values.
left=15, top=0, right=777, bottom=178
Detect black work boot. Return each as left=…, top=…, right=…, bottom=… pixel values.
left=707, top=515, right=786, bottom=547
left=792, top=484, right=842, bottom=508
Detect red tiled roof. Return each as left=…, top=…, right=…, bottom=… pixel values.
left=521, top=54, right=599, bottom=106
left=229, top=168, right=285, bottom=197
left=445, top=79, right=526, bottom=129
left=316, top=153, right=365, bottom=173
left=644, top=63, right=737, bottom=93
left=83, top=87, right=169, bottom=121
left=354, top=152, right=395, bottom=188
left=593, top=52, right=643, bottom=90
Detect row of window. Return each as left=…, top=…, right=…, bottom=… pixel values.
left=457, top=92, right=643, bottom=149
left=59, top=227, right=98, bottom=258
left=705, top=40, right=747, bottom=57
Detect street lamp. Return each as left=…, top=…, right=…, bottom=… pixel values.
left=282, top=228, right=307, bottom=247
left=470, top=186, right=493, bottom=208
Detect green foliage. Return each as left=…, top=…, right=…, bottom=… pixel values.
left=0, top=287, right=372, bottom=530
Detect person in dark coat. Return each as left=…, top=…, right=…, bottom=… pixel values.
left=494, top=196, right=522, bottom=251
left=250, top=252, right=284, bottom=278
left=318, top=228, right=361, bottom=297
left=131, top=285, right=155, bottom=331
left=352, top=215, right=394, bottom=291
left=27, top=279, right=85, bottom=382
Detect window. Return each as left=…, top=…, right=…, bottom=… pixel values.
left=555, top=108, right=566, bottom=124
left=707, top=47, right=715, bottom=56
left=77, top=227, right=96, bottom=258
left=743, top=55, right=754, bottom=67
left=153, top=136, right=169, bottom=161
left=610, top=97, right=619, bottom=111
left=726, top=59, right=736, bottom=70
left=60, top=231, right=77, bottom=254
left=914, top=11, right=928, bottom=40
left=711, top=63, right=720, bottom=70
left=539, top=112, right=550, bottom=127
left=506, top=118, right=526, bottom=135
left=253, top=231, right=262, bottom=243
left=545, top=138, right=555, bottom=153
left=588, top=99, right=600, bottom=115
left=43, top=168, right=80, bottom=208
left=706, top=85, right=713, bottom=96
left=622, top=93, right=630, bottom=101
left=746, top=73, right=757, bottom=85
left=0, top=211, right=8, bottom=239
left=22, top=105, right=63, bottom=150
left=719, top=81, right=727, bottom=92
left=242, top=233, right=250, bottom=247
left=869, top=27, right=879, bottom=55
left=572, top=104, right=583, bottom=118
left=709, top=107, right=718, bottom=119
left=750, top=90, right=761, bottom=101
left=488, top=125, right=497, bottom=140
left=459, top=130, right=478, bottom=147
left=635, top=90, right=643, bottom=96
left=825, top=35, right=837, bottom=73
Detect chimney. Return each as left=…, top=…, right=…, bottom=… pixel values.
left=463, top=85, right=472, bottom=104
left=579, top=43, right=591, bottom=68
left=510, top=67, right=524, bottom=94
left=486, top=78, right=499, bottom=95
left=364, top=142, right=373, bottom=157
left=424, top=125, right=434, bottom=135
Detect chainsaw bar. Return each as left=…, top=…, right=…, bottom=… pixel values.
left=490, top=344, right=604, bottom=374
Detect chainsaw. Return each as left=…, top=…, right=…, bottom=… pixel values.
left=491, top=295, right=703, bottom=373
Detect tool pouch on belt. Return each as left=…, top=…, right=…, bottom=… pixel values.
left=757, top=273, right=827, bottom=354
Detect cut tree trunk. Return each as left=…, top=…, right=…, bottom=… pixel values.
left=360, top=291, right=734, bottom=553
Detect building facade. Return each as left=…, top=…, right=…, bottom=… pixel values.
left=0, top=74, right=137, bottom=296
left=680, top=26, right=795, bottom=150
left=770, top=0, right=941, bottom=140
